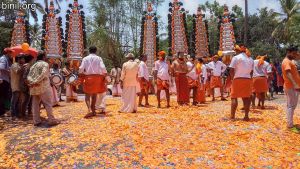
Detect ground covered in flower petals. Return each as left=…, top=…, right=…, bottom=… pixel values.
left=0, top=95, right=300, bottom=168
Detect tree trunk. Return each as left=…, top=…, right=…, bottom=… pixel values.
left=244, top=0, right=248, bottom=45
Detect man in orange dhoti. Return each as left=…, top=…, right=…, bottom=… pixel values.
left=171, top=52, right=189, bottom=105
left=154, top=51, right=171, bottom=108
left=186, top=57, right=199, bottom=105
left=207, top=55, right=227, bottom=101
left=229, top=44, right=254, bottom=121
left=138, top=54, right=150, bottom=107
left=252, top=56, right=272, bottom=109
left=79, top=46, right=107, bottom=118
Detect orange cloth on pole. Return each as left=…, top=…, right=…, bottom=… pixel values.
left=196, top=84, right=206, bottom=103
left=175, top=73, right=190, bottom=103
left=210, top=76, right=222, bottom=88
left=82, top=75, right=107, bottom=94
left=157, top=78, right=169, bottom=90
left=252, top=76, right=268, bottom=93
left=231, top=78, right=252, bottom=98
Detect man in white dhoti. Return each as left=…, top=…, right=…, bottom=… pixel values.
left=50, top=63, right=61, bottom=106
left=62, top=62, right=78, bottom=102
left=119, top=53, right=139, bottom=113
left=110, top=65, right=122, bottom=97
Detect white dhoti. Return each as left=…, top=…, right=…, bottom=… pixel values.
left=120, top=86, right=137, bottom=113
left=170, top=79, right=177, bottom=95
left=66, top=84, right=78, bottom=101
left=51, top=86, right=59, bottom=106
left=96, top=92, right=106, bottom=112
left=112, top=84, right=122, bottom=96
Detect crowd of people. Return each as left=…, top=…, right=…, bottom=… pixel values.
left=0, top=44, right=299, bottom=130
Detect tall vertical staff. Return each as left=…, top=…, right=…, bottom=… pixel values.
left=65, top=0, right=87, bottom=70
left=168, top=0, right=188, bottom=56
left=41, top=0, right=63, bottom=63
left=218, top=5, right=236, bottom=59
left=192, top=7, right=209, bottom=58
left=140, top=2, right=158, bottom=73
left=11, top=10, right=30, bottom=47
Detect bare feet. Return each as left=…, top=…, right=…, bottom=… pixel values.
left=84, top=113, right=95, bottom=119
left=243, top=117, right=250, bottom=121
left=47, top=120, right=60, bottom=126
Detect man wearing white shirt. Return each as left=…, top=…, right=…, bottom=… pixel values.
left=154, top=51, right=171, bottom=108
left=138, top=54, right=150, bottom=107
left=79, top=46, right=107, bottom=118
left=229, top=44, right=254, bottom=121
left=186, top=57, right=198, bottom=105
left=119, top=53, right=139, bottom=113
left=252, top=56, right=272, bottom=109
left=207, top=55, right=227, bottom=101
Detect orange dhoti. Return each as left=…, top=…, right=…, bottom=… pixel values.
left=210, top=76, right=223, bottom=88
left=231, top=78, right=253, bottom=98
left=196, top=83, right=206, bottom=103
left=187, top=77, right=199, bottom=89
left=139, top=79, right=150, bottom=91
left=175, top=73, right=190, bottom=103
left=82, top=74, right=107, bottom=94
left=157, top=78, right=169, bottom=90
left=252, top=76, right=268, bottom=94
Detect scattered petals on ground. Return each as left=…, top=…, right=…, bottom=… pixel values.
left=0, top=96, right=300, bottom=168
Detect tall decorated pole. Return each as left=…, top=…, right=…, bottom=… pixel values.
left=11, top=10, right=30, bottom=47
left=168, top=0, right=188, bottom=56
left=41, top=0, right=63, bottom=64
left=218, top=5, right=236, bottom=62
left=140, top=2, right=158, bottom=73
left=192, top=7, right=209, bottom=58
left=65, top=0, right=86, bottom=70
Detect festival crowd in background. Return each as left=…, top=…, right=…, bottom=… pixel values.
left=0, top=44, right=299, bottom=130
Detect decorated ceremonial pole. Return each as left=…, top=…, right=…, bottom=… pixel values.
left=218, top=5, right=236, bottom=65
left=41, top=0, right=63, bottom=64
left=65, top=0, right=87, bottom=71
left=140, top=2, right=158, bottom=73
left=10, top=10, right=30, bottom=47
left=192, top=7, right=209, bottom=58
left=168, top=0, right=188, bottom=56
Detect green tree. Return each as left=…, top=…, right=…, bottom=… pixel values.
left=23, top=0, right=45, bottom=22
left=272, top=0, right=300, bottom=44
left=0, top=22, right=14, bottom=54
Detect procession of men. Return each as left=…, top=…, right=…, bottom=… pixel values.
left=0, top=44, right=300, bottom=130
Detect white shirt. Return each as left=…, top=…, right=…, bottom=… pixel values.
left=229, top=53, right=254, bottom=79
left=201, top=64, right=208, bottom=84
left=186, top=61, right=198, bottom=80
left=154, top=60, right=170, bottom=81
left=79, top=54, right=107, bottom=75
left=207, top=61, right=227, bottom=76
left=253, top=60, right=272, bottom=77
left=138, top=61, right=149, bottom=81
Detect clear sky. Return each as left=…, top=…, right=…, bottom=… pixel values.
left=32, top=0, right=284, bottom=34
